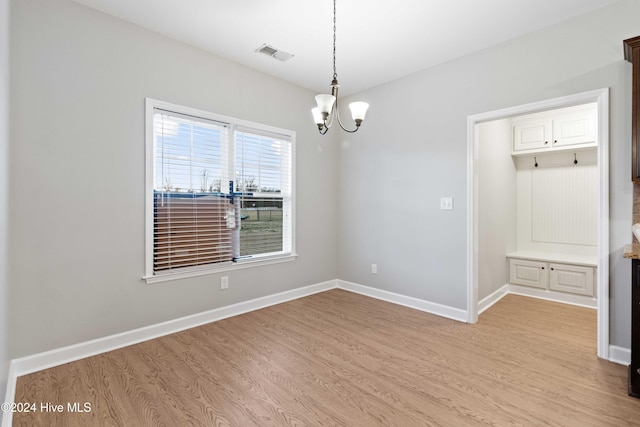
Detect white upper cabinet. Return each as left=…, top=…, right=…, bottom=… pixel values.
left=512, top=103, right=597, bottom=155
left=513, top=118, right=553, bottom=151
left=552, top=108, right=597, bottom=147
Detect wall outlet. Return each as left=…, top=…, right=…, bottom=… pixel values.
left=220, top=276, right=229, bottom=290
left=371, top=264, right=378, bottom=274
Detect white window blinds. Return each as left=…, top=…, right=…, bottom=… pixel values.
left=235, top=128, right=293, bottom=258
left=152, top=110, right=233, bottom=273
left=146, top=99, right=295, bottom=279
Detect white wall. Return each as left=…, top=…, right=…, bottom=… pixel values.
left=477, top=119, right=517, bottom=300
left=9, top=0, right=340, bottom=358
left=0, top=0, right=10, bottom=402
left=339, top=0, right=637, bottom=348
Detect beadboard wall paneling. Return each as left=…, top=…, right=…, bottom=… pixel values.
left=516, top=150, right=598, bottom=256
left=531, top=164, right=598, bottom=245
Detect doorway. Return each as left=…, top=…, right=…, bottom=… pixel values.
left=466, top=88, right=609, bottom=359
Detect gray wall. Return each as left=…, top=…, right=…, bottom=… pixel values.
left=9, top=0, right=339, bottom=358
left=0, top=0, right=10, bottom=401
left=477, top=119, right=516, bottom=301
left=339, top=0, right=637, bottom=348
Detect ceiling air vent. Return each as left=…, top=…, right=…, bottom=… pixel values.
left=255, top=44, right=294, bottom=62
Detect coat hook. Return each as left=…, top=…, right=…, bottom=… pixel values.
left=534, top=157, right=538, bottom=168
left=574, top=153, right=578, bottom=165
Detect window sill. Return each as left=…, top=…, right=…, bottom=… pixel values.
left=143, top=253, right=298, bottom=285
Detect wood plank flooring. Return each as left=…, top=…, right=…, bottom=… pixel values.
left=12, top=290, right=640, bottom=426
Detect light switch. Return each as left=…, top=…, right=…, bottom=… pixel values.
left=440, top=197, right=453, bottom=210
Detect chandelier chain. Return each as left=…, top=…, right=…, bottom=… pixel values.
left=332, top=0, right=337, bottom=80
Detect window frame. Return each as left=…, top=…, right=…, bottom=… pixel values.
left=144, top=98, right=296, bottom=284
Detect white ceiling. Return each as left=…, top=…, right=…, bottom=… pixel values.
left=72, top=0, right=619, bottom=96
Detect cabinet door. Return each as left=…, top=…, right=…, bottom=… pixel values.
left=548, top=263, right=594, bottom=296
left=552, top=109, right=596, bottom=147
left=509, top=259, right=548, bottom=289
left=513, top=119, right=552, bottom=152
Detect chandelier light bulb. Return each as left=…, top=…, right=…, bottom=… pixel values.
left=311, top=107, right=324, bottom=125
left=315, top=94, right=336, bottom=117
left=349, top=102, right=369, bottom=125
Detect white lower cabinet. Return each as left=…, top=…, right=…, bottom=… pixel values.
left=508, top=257, right=595, bottom=297
left=548, top=263, right=594, bottom=296
left=509, top=258, right=548, bottom=289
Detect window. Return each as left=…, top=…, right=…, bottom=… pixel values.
left=145, top=99, right=295, bottom=283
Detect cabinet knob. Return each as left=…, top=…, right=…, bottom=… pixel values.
left=544, top=141, right=549, bottom=145
left=541, top=266, right=545, bottom=269
left=550, top=267, right=555, bottom=271
left=553, top=140, right=558, bottom=144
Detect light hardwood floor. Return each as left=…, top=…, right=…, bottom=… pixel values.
left=12, top=290, right=640, bottom=426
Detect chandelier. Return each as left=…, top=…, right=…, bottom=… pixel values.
left=312, top=0, right=369, bottom=134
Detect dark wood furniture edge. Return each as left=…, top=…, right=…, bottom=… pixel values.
left=624, top=36, right=640, bottom=62
left=624, top=36, right=640, bottom=182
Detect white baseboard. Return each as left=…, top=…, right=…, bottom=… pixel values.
left=9, top=280, right=337, bottom=379
left=505, top=284, right=597, bottom=309
left=478, top=284, right=509, bottom=314
left=609, top=345, right=631, bottom=366
left=337, top=280, right=468, bottom=322
left=477, top=284, right=597, bottom=313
